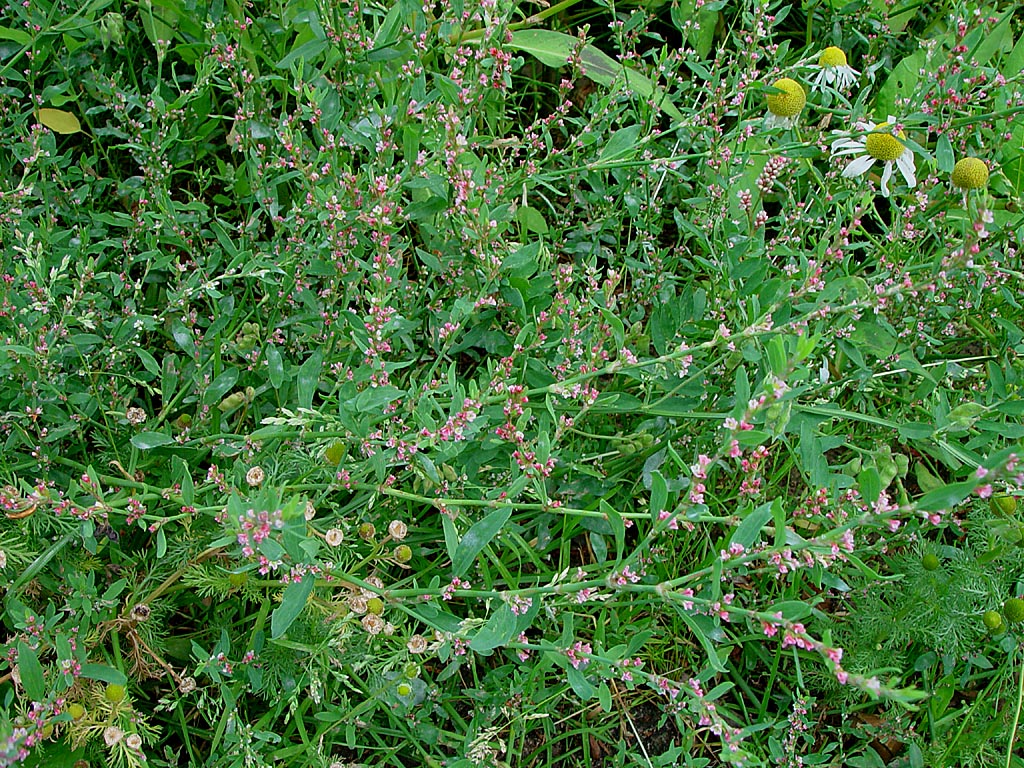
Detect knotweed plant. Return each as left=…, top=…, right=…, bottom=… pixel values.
left=1, top=0, right=1024, bottom=767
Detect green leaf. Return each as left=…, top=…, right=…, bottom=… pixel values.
left=597, top=124, right=641, bottom=165
left=768, top=601, right=813, bottom=621
left=452, top=507, right=512, bottom=577
left=968, top=9, right=1012, bottom=67
left=135, top=348, right=161, bottom=378
left=874, top=50, right=925, bottom=119
left=649, top=470, right=668, bottom=519
left=266, top=345, right=284, bottom=390
left=271, top=574, right=315, bottom=638
left=79, top=664, right=128, bottom=686
left=0, top=25, right=31, bottom=44
left=916, top=479, right=976, bottom=511
left=516, top=205, right=548, bottom=235
left=858, top=466, right=881, bottom=506
left=566, top=665, right=595, bottom=700
left=469, top=603, right=517, bottom=653
left=139, top=0, right=179, bottom=53
left=203, top=368, right=239, bottom=405
left=1006, top=30, right=1024, bottom=75
left=507, top=30, right=684, bottom=121
left=731, top=501, right=775, bottom=550
left=276, top=37, right=328, bottom=70
left=899, top=422, right=933, bottom=440
left=676, top=610, right=726, bottom=672
left=37, top=107, right=81, bottom=134
left=935, top=133, right=954, bottom=174
left=296, top=350, right=322, bottom=410
left=18, top=641, right=45, bottom=700
left=170, top=319, right=194, bottom=354
left=131, top=431, right=175, bottom=450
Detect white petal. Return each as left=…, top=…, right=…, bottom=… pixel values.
left=880, top=161, right=893, bottom=196
left=832, top=139, right=866, bottom=156
left=897, top=151, right=916, bottom=187
left=842, top=154, right=875, bottom=179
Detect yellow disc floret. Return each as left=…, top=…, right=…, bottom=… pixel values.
left=766, top=78, right=806, bottom=118
left=818, top=46, right=848, bottom=68
left=865, top=123, right=905, bottom=161
left=951, top=157, right=989, bottom=189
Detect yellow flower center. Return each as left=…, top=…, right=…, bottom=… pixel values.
left=864, top=123, right=906, bottom=161
left=766, top=78, right=806, bottom=118
left=818, top=46, right=848, bottom=68
left=951, top=157, right=988, bottom=189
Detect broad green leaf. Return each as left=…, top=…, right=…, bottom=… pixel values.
left=296, top=350, right=322, bottom=410
left=969, top=9, right=1013, bottom=68
left=935, top=133, right=954, bottom=174
left=516, top=205, right=548, bottom=234
left=79, top=664, right=127, bottom=686
left=203, top=368, right=239, bottom=405
left=266, top=345, right=284, bottom=389
left=597, top=124, right=641, bottom=165
left=271, top=574, right=315, bottom=638
left=135, top=348, right=161, bottom=378
left=566, top=665, right=595, bottom=700
left=18, top=642, right=45, bottom=700
left=874, top=50, right=925, bottom=120
left=468, top=603, right=517, bottom=653
left=1006, top=30, right=1024, bottom=75
left=507, top=30, right=684, bottom=121
left=139, top=0, right=178, bottom=55
left=170, top=319, right=194, bottom=354
left=858, top=466, right=881, bottom=506
left=730, top=500, right=775, bottom=550
left=0, top=25, right=31, bottom=44
left=452, top=507, right=512, bottom=577
left=277, top=37, right=328, bottom=70
left=916, top=479, right=976, bottom=511
left=649, top=470, right=668, bottom=519
left=131, top=431, right=175, bottom=450
left=768, top=601, right=813, bottom=621
left=37, top=107, right=80, bottom=134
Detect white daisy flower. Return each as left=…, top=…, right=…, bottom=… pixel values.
left=810, top=47, right=860, bottom=91
left=831, top=117, right=916, bottom=197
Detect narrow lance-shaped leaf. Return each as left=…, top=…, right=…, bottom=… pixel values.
left=452, top=507, right=512, bottom=577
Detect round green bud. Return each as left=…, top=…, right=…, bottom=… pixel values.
left=104, top=683, right=126, bottom=703
left=67, top=703, right=86, bottom=721
left=41, top=724, right=54, bottom=739
left=403, top=662, right=420, bottom=680
left=358, top=522, right=376, bottom=541
left=951, top=157, right=989, bottom=190
left=366, top=597, right=385, bottom=615
left=396, top=682, right=413, bottom=697
left=921, top=553, right=940, bottom=571
left=324, top=440, right=346, bottom=465
left=1004, top=597, right=1024, bottom=623
left=991, top=495, right=1018, bottom=517
left=983, top=610, right=1004, bottom=631
left=394, top=544, right=412, bottom=563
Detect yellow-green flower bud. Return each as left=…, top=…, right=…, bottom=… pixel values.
left=104, top=683, right=126, bottom=703
left=951, top=157, right=988, bottom=190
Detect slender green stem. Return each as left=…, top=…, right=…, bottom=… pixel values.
left=1007, top=648, right=1024, bottom=768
